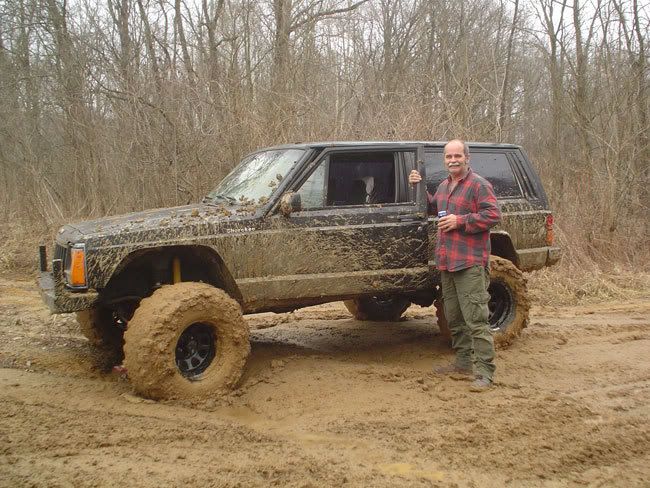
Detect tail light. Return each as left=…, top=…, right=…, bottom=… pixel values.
left=545, top=214, right=555, bottom=246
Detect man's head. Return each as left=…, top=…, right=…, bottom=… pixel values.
left=443, top=139, right=470, bottom=179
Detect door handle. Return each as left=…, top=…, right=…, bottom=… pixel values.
left=399, top=216, right=428, bottom=232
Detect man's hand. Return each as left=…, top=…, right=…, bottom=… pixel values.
left=408, top=170, right=422, bottom=185
left=438, top=214, right=460, bottom=232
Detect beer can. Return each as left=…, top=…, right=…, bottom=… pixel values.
left=437, top=210, right=447, bottom=218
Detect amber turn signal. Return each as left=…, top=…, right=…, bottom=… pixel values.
left=69, top=247, right=87, bottom=287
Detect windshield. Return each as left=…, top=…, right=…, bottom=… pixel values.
left=206, top=148, right=306, bottom=204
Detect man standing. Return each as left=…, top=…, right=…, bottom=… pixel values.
left=409, top=140, right=501, bottom=392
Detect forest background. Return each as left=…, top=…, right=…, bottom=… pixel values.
left=0, top=0, right=648, bottom=303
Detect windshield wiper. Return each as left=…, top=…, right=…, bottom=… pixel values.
left=203, top=194, right=237, bottom=205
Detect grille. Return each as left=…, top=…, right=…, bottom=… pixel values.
left=54, top=244, right=67, bottom=263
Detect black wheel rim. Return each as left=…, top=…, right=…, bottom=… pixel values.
left=175, top=323, right=216, bottom=379
left=488, top=281, right=514, bottom=333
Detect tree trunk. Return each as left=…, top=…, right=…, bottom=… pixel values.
left=497, top=0, right=519, bottom=140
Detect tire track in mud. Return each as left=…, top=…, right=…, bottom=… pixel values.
left=0, top=369, right=363, bottom=487
left=0, top=278, right=649, bottom=487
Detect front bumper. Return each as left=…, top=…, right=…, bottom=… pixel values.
left=39, top=253, right=98, bottom=314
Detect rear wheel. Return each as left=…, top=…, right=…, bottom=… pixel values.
left=344, top=296, right=410, bottom=321
left=488, top=256, right=529, bottom=347
left=433, top=256, right=529, bottom=348
left=123, top=282, right=249, bottom=400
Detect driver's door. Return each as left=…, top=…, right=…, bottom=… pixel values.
left=242, top=145, right=429, bottom=309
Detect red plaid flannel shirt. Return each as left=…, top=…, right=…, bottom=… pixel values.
left=427, top=169, right=501, bottom=272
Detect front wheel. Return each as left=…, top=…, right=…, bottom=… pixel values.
left=123, top=282, right=250, bottom=400
left=344, top=296, right=410, bottom=321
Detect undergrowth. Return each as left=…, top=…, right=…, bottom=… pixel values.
left=0, top=221, right=57, bottom=278
left=528, top=264, right=650, bottom=307
left=527, top=222, right=650, bottom=306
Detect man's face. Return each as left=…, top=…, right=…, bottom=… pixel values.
left=443, top=141, right=469, bottom=178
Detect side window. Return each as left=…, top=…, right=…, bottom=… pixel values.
left=424, top=150, right=522, bottom=197
left=424, top=152, right=448, bottom=194
left=297, top=159, right=327, bottom=209
left=297, top=151, right=410, bottom=209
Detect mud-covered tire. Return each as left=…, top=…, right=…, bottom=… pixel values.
left=344, top=296, right=410, bottom=321
left=432, top=256, right=529, bottom=348
left=434, top=298, right=451, bottom=343
left=488, top=255, right=529, bottom=348
left=75, top=307, right=124, bottom=369
left=123, top=282, right=250, bottom=400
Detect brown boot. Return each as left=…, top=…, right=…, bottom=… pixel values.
left=469, top=376, right=493, bottom=392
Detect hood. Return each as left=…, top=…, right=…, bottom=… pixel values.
left=57, top=203, right=246, bottom=244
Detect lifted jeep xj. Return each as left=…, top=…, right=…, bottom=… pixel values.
left=39, top=141, right=560, bottom=400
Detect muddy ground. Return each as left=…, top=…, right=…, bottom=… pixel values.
left=0, top=277, right=649, bottom=487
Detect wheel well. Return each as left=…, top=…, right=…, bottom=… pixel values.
left=101, top=246, right=242, bottom=305
left=490, top=233, right=519, bottom=268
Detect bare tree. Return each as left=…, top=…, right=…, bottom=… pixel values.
left=497, top=0, right=519, bottom=139
left=0, top=0, right=647, bottom=265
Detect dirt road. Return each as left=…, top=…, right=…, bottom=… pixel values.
left=1, top=278, right=649, bottom=487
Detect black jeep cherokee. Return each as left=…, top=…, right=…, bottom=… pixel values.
left=39, top=141, right=560, bottom=400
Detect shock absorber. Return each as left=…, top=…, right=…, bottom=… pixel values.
left=172, top=256, right=181, bottom=284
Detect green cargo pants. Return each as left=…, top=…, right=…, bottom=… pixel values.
left=440, top=265, right=496, bottom=380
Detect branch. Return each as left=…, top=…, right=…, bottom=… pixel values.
left=290, top=0, right=370, bottom=33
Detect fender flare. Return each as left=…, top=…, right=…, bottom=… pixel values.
left=103, top=245, right=243, bottom=305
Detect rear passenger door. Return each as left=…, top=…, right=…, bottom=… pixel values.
left=262, top=145, right=430, bottom=304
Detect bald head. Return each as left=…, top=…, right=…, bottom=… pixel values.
left=443, top=139, right=470, bottom=180
left=444, top=139, right=470, bottom=157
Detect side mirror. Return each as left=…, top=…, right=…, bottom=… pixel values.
left=280, top=192, right=301, bottom=216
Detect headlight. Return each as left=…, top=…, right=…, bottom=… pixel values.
left=64, top=243, right=87, bottom=288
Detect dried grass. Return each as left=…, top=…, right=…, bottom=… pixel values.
left=526, top=216, right=650, bottom=306
left=528, top=261, right=650, bottom=307
left=0, top=220, right=56, bottom=278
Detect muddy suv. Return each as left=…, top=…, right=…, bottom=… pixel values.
left=39, top=142, right=560, bottom=400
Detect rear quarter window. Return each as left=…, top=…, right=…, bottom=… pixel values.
left=424, top=151, right=523, bottom=198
